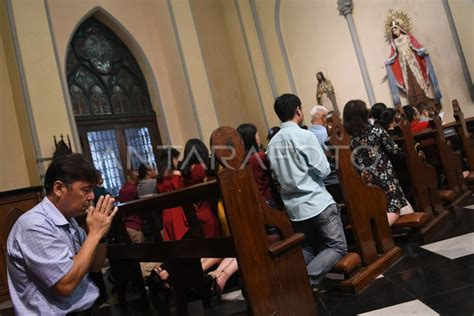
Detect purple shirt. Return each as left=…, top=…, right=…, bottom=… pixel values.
left=7, top=197, right=99, bottom=315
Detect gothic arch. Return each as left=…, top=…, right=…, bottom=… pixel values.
left=64, top=9, right=167, bottom=195
left=64, top=6, right=170, bottom=143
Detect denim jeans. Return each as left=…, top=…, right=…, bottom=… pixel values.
left=291, top=203, right=347, bottom=286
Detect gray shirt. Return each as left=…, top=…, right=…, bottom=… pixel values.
left=137, top=178, right=157, bottom=196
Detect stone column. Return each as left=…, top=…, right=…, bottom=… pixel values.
left=337, top=0, right=376, bottom=105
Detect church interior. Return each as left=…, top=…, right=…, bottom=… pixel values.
left=0, top=0, right=473, bottom=315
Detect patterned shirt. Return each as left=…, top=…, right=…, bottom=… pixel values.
left=7, top=197, right=99, bottom=315
left=267, top=121, right=335, bottom=221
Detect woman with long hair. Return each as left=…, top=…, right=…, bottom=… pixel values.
left=237, top=123, right=276, bottom=204
left=343, top=100, right=407, bottom=226
left=181, top=139, right=221, bottom=238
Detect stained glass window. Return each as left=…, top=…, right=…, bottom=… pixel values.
left=67, top=17, right=154, bottom=120
left=68, top=17, right=162, bottom=197
left=87, top=130, right=124, bottom=196
left=125, top=127, right=156, bottom=170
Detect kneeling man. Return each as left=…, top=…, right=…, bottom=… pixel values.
left=7, top=154, right=117, bottom=314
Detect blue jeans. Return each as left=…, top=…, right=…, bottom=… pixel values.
left=291, top=203, right=347, bottom=286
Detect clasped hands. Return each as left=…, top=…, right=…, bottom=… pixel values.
left=86, top=195, right=118, bottom=240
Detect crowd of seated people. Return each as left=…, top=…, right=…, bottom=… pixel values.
left=7, top=89, right=460, bottom=314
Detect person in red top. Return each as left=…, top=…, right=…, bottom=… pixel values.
left=237, top=123, right=276, bottom=204
left=181, top=139, right=221, bottom=238
left=156, top=147, right=189, bottom=241
left=403, top=105, right=430, bottom=133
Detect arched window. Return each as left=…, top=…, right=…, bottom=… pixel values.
left=67, top=17, right=161, bottom=195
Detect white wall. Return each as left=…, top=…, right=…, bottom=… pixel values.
left=281, top=0, right=474, bottom=121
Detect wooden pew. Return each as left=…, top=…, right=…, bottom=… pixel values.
left=450, top=100, right=474, bottom=175
left=327, top=114, right=404, bottom=293
left=390, top=107, right=450, bottom=242
left=414, top=112, right=471, bottom=210
left=107, top=127, right=316, bottom=316
left=0, top=186, right=43, bottom=302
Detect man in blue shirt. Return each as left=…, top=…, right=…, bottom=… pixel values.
left=267, top=94, right=347, bottom=287
left=308, top=105, right=329, bottom=150
left=7, top=154, right=118, bottom=315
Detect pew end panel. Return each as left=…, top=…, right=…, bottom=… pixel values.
left=212, top=126, right=316, bottom=316
left=327, top=115, right=402, bottom=293
left=388, top=108, right=451, bottom=242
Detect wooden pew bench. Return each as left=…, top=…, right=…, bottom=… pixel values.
left=387, top=107, right=450, bottom=242
left=413, top=112, right=472, bottom=211
left=106, top=127, right=317, bottom=316
left=326, top=113, right=414, bottom=293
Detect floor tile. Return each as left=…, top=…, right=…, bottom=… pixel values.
left=385, top=261, right=473, bottom=299
left=358, top=299, right=438, bottom=316
left=453, top=254, right=474, bottom=268
left=422, top=285, right=474, bottom=316
left=318, top=277, right=414, bottom=316
left=421, top=233, right=474, bottom=259
left=315, top=296, right=331, bottom=316
left=426, top=210, right=474, bottom=243
left=384, top=245, right=450, bottom=276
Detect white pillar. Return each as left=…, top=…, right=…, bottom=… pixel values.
left=337, top=0, right=376, bottom=105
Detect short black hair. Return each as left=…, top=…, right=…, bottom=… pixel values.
left=44, top=154, right=98, bottom=194
left=379, top=108, right=396, bottom=131
left=159, top=147, right=180, bottom=161
left=157, top=147, right=181, bottom=181
left=343, top=100, right=369, bottom=136
left=181, top=138, right=214, bottom=178
left=274, top=94, right=301, bottom=122
left=371, top=102, right=387, bottom=121
left=138, top=163, right=151, bottom=180
left=267, top=126, right=280, bottom=141
left=236, top=123, right=259, bottom=154
left=403, top=105, right=415, bottom=122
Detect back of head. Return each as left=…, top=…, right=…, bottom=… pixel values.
left=44, top=153, right=98, bottom=195
left=159, top=147, right=180, bottom=161
left=417, top=103, right=431, bottom=116
left=181, top=138, right=211, bottom=178
left=236, top=123, right=258, bottom=154
left=274, top=93, right=301, bottom=122
left=267, top=126, right=280, bottom=141
left=310, top=105, right=328, bottom=124
left=403, top=105, right=415, bottom=122
left=371, top=102, right=387, bottom=121
left=138, top=163, right=150, bottom=180
left=379, top=108, right=396, bottom=130
left=343, top=100, right=369, bottom=136
left=157, top=147, right=180, bottom=181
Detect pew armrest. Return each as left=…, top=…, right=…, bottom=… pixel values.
left=392, top=212, right=428, bottom=228
left=331, top=252, right=361, bottom=275
left=464, top=171, right=474, bottom=182
left=439, top=190, right=456, bottom=201
left=268, top=233, right=305, bottom=257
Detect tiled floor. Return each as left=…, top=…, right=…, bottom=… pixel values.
left=1, top=204, right=473, bottom=315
